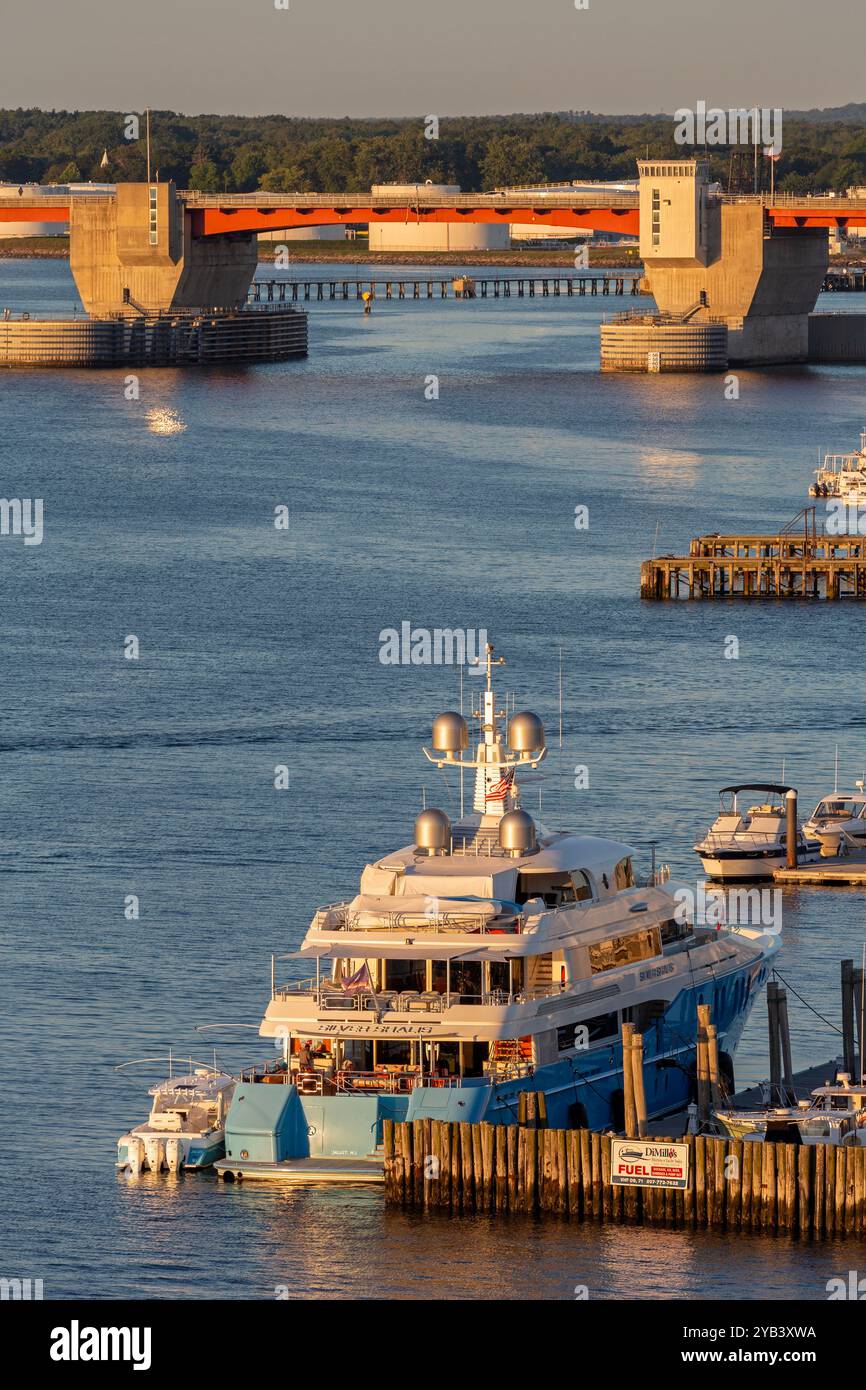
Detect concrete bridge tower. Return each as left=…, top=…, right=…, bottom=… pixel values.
left=69, top=182, right=258, bottom=316
left=637, top=159, right=828, bottom=363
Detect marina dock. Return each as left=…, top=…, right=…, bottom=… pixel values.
left=250, top=272, right=644, bottom=303
left=641, top=511, right=866, bottom=600
left=774, top=854, right=866, bottom=885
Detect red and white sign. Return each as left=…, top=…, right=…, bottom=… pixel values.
left=611, top=1139, right=690, bottom=1190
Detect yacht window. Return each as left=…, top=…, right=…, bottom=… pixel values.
left=588, top=926, right=661, bottom=974
left=489, top=961, right=511, bottom=994
left=660, top=917, right=691, bottom=944
left=815, top=799, right=859, bottom=818
left=557, top=1012, right=618, bottom=1052
left=614, top=857, right=636, bottom=890
left=516, top=872, right=586, bottom=907
left=570, top=870, right=593, bottom=902
left=451, top=961, right=482, bottom=1002
left=384, top=959, right=427, bottom=993
left=376, top=1041, right=411, bottom=1067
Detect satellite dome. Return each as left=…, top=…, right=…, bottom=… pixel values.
left=508, top=710, right=545, bottom=754
left=431, top=711, right=469, bottom=756
left=414, top=807, right=451, bottom=855
left=498, top=808, right=537, bottom=857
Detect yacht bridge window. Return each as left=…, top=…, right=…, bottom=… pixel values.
left=516, top=869, right=593, bottom=907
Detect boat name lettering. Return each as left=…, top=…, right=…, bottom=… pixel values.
left=639, top=962, right=675, bottom=982
left=315, top=1022, right=436, bottom=1035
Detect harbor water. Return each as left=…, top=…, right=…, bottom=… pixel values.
left=3, top=258, right=866, bottom=1298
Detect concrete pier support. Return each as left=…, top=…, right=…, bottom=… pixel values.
left=70, top=183, right=257, bottom=317
left=637, top=160, right=828, bottom=365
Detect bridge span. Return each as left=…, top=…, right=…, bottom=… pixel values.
left=3, top=166, right=866, bottom=365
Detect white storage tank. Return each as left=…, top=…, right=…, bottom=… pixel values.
left=368, top=182, right=509, bottom=252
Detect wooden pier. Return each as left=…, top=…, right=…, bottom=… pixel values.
left=250, top=272, right=643, bottom=304
left=641, top=509, right=866, bottom=600
left=382, top=1113, right=866, bottom=1237
left=774, top=854, right=866, bottom=885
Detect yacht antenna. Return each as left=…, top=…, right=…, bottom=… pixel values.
left=834, top=744, right=839, bottom=795
left=558, top=645, right=564, bottom=827
left=860, top=941, right=865, bottom=1086
left=459, top=664, right=464, bottom=819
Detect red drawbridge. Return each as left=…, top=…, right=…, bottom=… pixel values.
left=3, top=188, right=866, bottom=237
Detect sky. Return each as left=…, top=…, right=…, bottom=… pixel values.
left=3, top=0, right=863, bottom=118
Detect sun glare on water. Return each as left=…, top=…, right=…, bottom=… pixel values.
left=145, top=407, right=187, bottom=436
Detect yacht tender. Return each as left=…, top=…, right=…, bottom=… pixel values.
left=116, top=1061, right=236, bottom=1173
left=216, top=645, right=780, bottom=1184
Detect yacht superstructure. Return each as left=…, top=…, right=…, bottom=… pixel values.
left=217, top=646, right=779, bottom=1183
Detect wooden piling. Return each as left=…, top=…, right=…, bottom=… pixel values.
left=631, top=1031, right=648, bottom=1137
left=384, top=1092, right=865, bottom=1237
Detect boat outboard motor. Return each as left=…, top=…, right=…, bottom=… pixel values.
left=165, top=1138, right=184, bottom=1173
left=127, top=1136, right=145, bottom=1175
left=144, top=1136, right=166, bottom=1173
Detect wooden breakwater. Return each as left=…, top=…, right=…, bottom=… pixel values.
left=382, top=1117, right=866, bottom=1237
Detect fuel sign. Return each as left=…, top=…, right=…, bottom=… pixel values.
left=611, top=1139, right=690, bottom=1190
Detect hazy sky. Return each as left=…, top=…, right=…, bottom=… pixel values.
left=5, top=0, right=863, bottom=117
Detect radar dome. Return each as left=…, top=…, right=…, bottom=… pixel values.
left=498, top=808, right=537, bottom=857
left=431, top=711, right=469, bottom=756
left=414, top=807, right=451, bottom=855
left=508, top=711, right=545, bottom=754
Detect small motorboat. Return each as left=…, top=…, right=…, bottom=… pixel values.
left=803, top=783, right=866, bottom=856
left=715, top=1072, right=866, bottom=1146
left=116, top=1058, right=236, bottom=1173
left=694, top=783, right=822, bottom=882
left=809, top=429, right=866, bottom=503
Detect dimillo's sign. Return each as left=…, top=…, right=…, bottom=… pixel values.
left=611, top=1139, right=690, bottom=1190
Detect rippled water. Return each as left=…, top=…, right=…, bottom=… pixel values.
left=3, top=258, right=866, bottom=1298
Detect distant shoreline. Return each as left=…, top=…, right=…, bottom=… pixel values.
left=0, top=237, right=641, bottom=270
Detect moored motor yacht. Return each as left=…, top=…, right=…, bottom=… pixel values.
left=215, top=643, right=780, bottom=1185
left=803, top=783, right=866, bottom=855
left=714, top=1072, right=866, bottom=1146
left=116, top=1059, right=236, bottom=1173
left=694, top=783, right=822, bottom=881
left=809, top=428, right=866, bottom=504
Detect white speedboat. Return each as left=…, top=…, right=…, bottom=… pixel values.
left=715, top=1072, right=866, bottom=1146
left=214, top=642, right=780, bottom=1184
left=809, top=428, right=866, bottom=503
left=116, top=1060, right=236, bottom=1173
left=694, top=783, right=822, bottom=881
left=803, top=783, right=866, bottom=855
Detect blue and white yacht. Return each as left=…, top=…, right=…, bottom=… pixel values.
left=217, top=644, right=779, bottom=1183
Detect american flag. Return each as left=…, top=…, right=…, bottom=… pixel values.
left=486, top=768, right=515, bottom=803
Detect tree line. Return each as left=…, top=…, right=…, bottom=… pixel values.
left=1, top=108, right=865, bottom=194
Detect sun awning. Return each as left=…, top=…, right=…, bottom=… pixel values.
left=288, top=939, right=521, bottom=961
